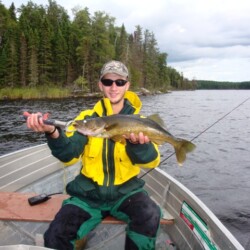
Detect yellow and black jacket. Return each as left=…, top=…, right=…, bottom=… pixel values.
left=46, top=91, right=160, bottom=206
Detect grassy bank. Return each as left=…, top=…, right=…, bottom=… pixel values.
left=0, top=87, right=72, bottom=100
left=0, top=86, right=171, bottom=100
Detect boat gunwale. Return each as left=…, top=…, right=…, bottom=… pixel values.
left=153, top=167, right=244, bottom=250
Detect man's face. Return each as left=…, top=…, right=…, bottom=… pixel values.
left=98, top=73, right=130, bottom=105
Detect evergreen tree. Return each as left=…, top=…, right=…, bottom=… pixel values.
left=129, top=25, right=144, bottom=87
left=0, top=0, right=192, bottom=92
left=89, top=11, right=115, bottom=91
left=0, top=3, right=10, bottom=86
left=19, top=31, right=28, bottom=86
left=0, top=47, right=7, bottom=87
left=4, top=18, right=19, bottom=87
left=157, top=52, right=170, bottom=90
left=115, top=24, right=128, bottom=63
left=18, top=2, right=46, bottom=86
left=73, top=7, right=92, bottom=85
left=142, top=30, right=159, bottom=89
left=28, top=29, right=39, bottom=86
left=46, top=0, right=69, bottom=85
left=39, top=17, right=53, bottom=85
left=8, top=2, right=16, bottom=21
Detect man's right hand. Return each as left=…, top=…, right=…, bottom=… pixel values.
left=24, top=112, right=58, bottom=138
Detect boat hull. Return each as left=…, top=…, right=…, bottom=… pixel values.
left=0, top=144, right=244, bottom=249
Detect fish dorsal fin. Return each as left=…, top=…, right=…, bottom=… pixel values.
left=147, top=114, right=165, bottom=127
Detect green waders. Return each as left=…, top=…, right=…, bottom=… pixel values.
left=62, top=188, right=161, bottom=250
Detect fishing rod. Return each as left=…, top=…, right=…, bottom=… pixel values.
left=140, top=96, right=250, bottom=179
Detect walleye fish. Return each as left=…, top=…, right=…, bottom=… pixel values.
left=73, top=114, right=196, bottom=166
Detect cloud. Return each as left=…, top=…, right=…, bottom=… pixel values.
left=171, top=57, right=250, bottom=81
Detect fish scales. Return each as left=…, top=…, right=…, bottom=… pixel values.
left=73, top=114, right=196, bottom=166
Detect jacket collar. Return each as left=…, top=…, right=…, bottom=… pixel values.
left=93, top=91, right=142, bottom=116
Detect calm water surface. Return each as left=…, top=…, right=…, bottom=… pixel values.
left=0, top=90, right=250, bottom=247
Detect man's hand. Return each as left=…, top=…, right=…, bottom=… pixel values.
left=25, top=112, right=57, bottom=136
left=126, top=132, right=150, bottom=144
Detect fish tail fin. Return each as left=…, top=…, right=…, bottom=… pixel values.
left=174, top=140, right=196, bottom=166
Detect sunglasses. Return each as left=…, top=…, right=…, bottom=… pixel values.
left=101, top=79, right=128, bottom=87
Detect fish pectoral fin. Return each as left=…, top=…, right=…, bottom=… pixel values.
left=104, top=123, right=119, bottom=131
left=111, top=135, right=126, bottom=144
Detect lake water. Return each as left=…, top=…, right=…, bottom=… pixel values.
left=0, top=90, right=249, bottom=248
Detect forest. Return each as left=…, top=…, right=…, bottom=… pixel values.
left=196, top=80, right=250, bottom=89
left=1, top=0, right=249, bottom=100
left=0, top=0, right=197, bottom=98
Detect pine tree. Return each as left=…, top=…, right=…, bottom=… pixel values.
left=0, top=47, right=7, bottom=87
left=39, top=17, right=53, bottom=85
left=143, top=30, right=159, bottom=89
left=0, top=3, right=9, bottom=86
left=51, top=28, right=67, bottom=85
left=8, top=2, right=16, bottom=21
left=115, top=24, right=128, bottom=63
left=0, top=0, right=188, bottom=92
left=28, top=29, right=39, bottom=86
left=19, top=31, right=28, bottom=86
left=5, top=20, right=19, bottom=87
left=88, top=11, right=115, bottom=91
left=73, top=7, right=92, bottom=85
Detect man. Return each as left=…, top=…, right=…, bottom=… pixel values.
left=26, top=60, right=161, bottom=249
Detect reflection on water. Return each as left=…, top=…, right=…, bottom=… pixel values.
left=0, top=90, right=250, bottom=247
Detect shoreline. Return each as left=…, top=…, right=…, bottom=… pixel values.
left=0, top=87, right=172, bottom=101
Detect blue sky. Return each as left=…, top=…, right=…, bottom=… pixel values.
left=2, top=0, right=250, bottom=82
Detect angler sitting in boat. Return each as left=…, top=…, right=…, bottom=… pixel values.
left=25, top=60, right=163, bottom=250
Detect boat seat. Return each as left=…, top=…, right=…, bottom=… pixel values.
left=0, top=192, right=174, bottom=225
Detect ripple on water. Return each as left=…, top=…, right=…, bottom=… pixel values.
left=1, top=90, right=250, bottom=247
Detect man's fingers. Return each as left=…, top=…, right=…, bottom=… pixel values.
left=126, top=132, right=150, bottom=144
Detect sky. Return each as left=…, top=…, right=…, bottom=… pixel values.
left=2, top=0, right=250, bottom=82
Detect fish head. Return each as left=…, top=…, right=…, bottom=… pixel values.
left=73, top=118, right=106, bottom=136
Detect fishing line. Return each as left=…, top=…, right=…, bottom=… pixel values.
left=140, top=96, right=250, bottom=179
left=189, top=96, right=250, bottom=143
